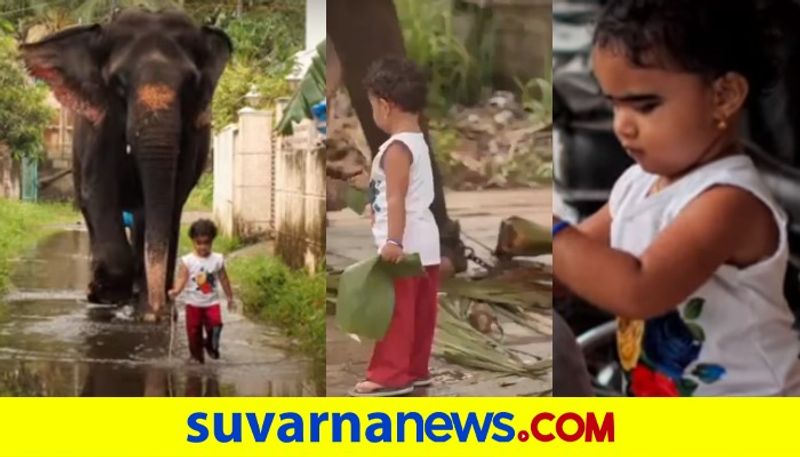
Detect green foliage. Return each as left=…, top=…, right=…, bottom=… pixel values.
left=72, top=0, right=176, bottom=23
left=184, top=173, right=213, bottom=211
left=5, top=0, right=176, bottom=36
left=182, top=0, right=303, bottom=29
left=429, top=121, right=460, bottom=183
left=0, top=199, right=78, bottom=292
left=396, top=0, right=495, bottom=115
left=208, top=4, right=304, bottom=131
left=211, top=61, right=291, bottom=131
left=227, top=255, right=325, bottom=363
left=516, top=76, right=552, bottom=125
left=0, top=35, right=53, bottom=160
left=220, top=13, right=303, bottom=71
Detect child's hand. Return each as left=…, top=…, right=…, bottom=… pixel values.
left=380, top=243, right=404, bottom=263
left=364, top=204, right=374, bottom=225
left=167, top=289, right=178, bottom=300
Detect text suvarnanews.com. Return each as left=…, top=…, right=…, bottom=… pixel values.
left=187, top=411, right=615, bottom=444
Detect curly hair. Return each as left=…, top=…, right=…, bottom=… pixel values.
left=593, top=0, right=782, bottom=103
left=363, top=55, right=428, bottom=113
left=188, top=218, right=217, bottom=240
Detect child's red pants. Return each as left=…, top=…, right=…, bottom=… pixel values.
left=185, top=304, right=222, bottom=363
left=367, top=265, right=440, bottom=387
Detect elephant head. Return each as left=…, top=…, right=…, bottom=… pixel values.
left=20, top=10, right=231, bottom=317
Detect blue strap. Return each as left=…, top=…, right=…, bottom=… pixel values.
left=552, top=220, right=571, bottom=237
left=122, top=211, right=134, bottom=228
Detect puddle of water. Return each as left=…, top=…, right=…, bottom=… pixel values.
left=0, top=230, right=321, bottom=396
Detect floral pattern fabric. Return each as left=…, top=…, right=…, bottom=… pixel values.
left=618, top=298, right=726, bottom=397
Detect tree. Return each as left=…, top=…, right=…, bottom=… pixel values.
left=329, top=0, right=466, bottom=271
left=3, top=0, right=176, bottom=41
left=0, top=34, right=53, bottom=159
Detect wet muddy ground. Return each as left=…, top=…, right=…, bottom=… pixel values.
left=0, top=226, right=318, bottom=396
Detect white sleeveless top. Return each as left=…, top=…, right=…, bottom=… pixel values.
left=609, top=155, right=800, bottom=396
left=180, top=252, right=224, bottom=307
left=369, top=132, right=440, bottom=266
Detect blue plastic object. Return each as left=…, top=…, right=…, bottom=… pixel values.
left=122, top=211, right=134, bottom=228
left=311, top=100, right=327, bottom=134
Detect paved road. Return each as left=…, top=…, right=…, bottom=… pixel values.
left=326, top=188, right=553, bottom=396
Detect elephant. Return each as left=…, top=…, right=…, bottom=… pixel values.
left=20, top=9, right=232, bottom=320
left=328, top=0, right=467, bottom=273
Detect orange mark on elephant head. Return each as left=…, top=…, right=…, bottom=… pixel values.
left=136, top=84, right=176, bottom=111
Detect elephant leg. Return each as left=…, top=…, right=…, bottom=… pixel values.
left=131, top=208, right=146, bottom=308
left=74, top=118, right=134, bottom=304
left=166, top=209, right=181, bottom=310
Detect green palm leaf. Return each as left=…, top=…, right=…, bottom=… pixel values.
left=276, top=39, right=325, bottom=135
left=335, top=253, right=424, bottom=340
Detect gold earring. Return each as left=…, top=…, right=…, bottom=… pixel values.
left=717, top=118, right=727, bottom=130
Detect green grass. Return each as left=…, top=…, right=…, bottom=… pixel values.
left=184, top=173, right=213, bottom=212
left=0, top=199, right=78, bottom=291
left=177, top=223, right=242, bottom=256
left=226, top=255, right=325, bottom=364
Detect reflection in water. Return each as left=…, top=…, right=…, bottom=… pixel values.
left=0, top=230, right=319, bottom=396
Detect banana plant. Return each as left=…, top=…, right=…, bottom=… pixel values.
left=276, top=39, right=325, bottom=135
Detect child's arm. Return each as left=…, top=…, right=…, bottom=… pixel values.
left=381, top=142, right=412, bottom=263
left=553, top=186, right=778, bottom=319
left=575, top=203, right=612, bottom=245
left=219, top=266, right=235, bottom=311
left=554, top=203, right=612, bottom=298
left=168, top=261, right=189, bottom=300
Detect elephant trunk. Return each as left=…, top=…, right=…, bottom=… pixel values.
left=136, top=107, right=181, bottom=317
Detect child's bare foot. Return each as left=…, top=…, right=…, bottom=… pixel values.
left=348, top=380, right=413, bottom=397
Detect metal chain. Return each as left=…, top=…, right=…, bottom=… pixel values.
left=464, top=246, right=494, bottom=271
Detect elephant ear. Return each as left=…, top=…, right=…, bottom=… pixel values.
left=20, top=24, right=107, bottom=125
left=194, top=25, right=232, bottom=127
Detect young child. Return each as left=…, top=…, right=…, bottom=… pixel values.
left=349, top=56, right=441, bottom=397
left=168, top=219, right=234, bottom=364
left=553, top=0, right=800, bottom=396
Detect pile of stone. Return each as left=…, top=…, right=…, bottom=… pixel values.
left=440, top=90, right=552, bottom=190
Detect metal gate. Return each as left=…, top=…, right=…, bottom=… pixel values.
left=21, top=156, right=38, bottom=202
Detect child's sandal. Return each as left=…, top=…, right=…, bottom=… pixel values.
left=412, top=377, right=433, bottom=388
left=347, top=380, right=413, bottom=397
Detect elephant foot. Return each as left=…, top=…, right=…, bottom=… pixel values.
left=141, top=305, right=173, bottom=324
left=86, top=278, right=134, bottom=306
